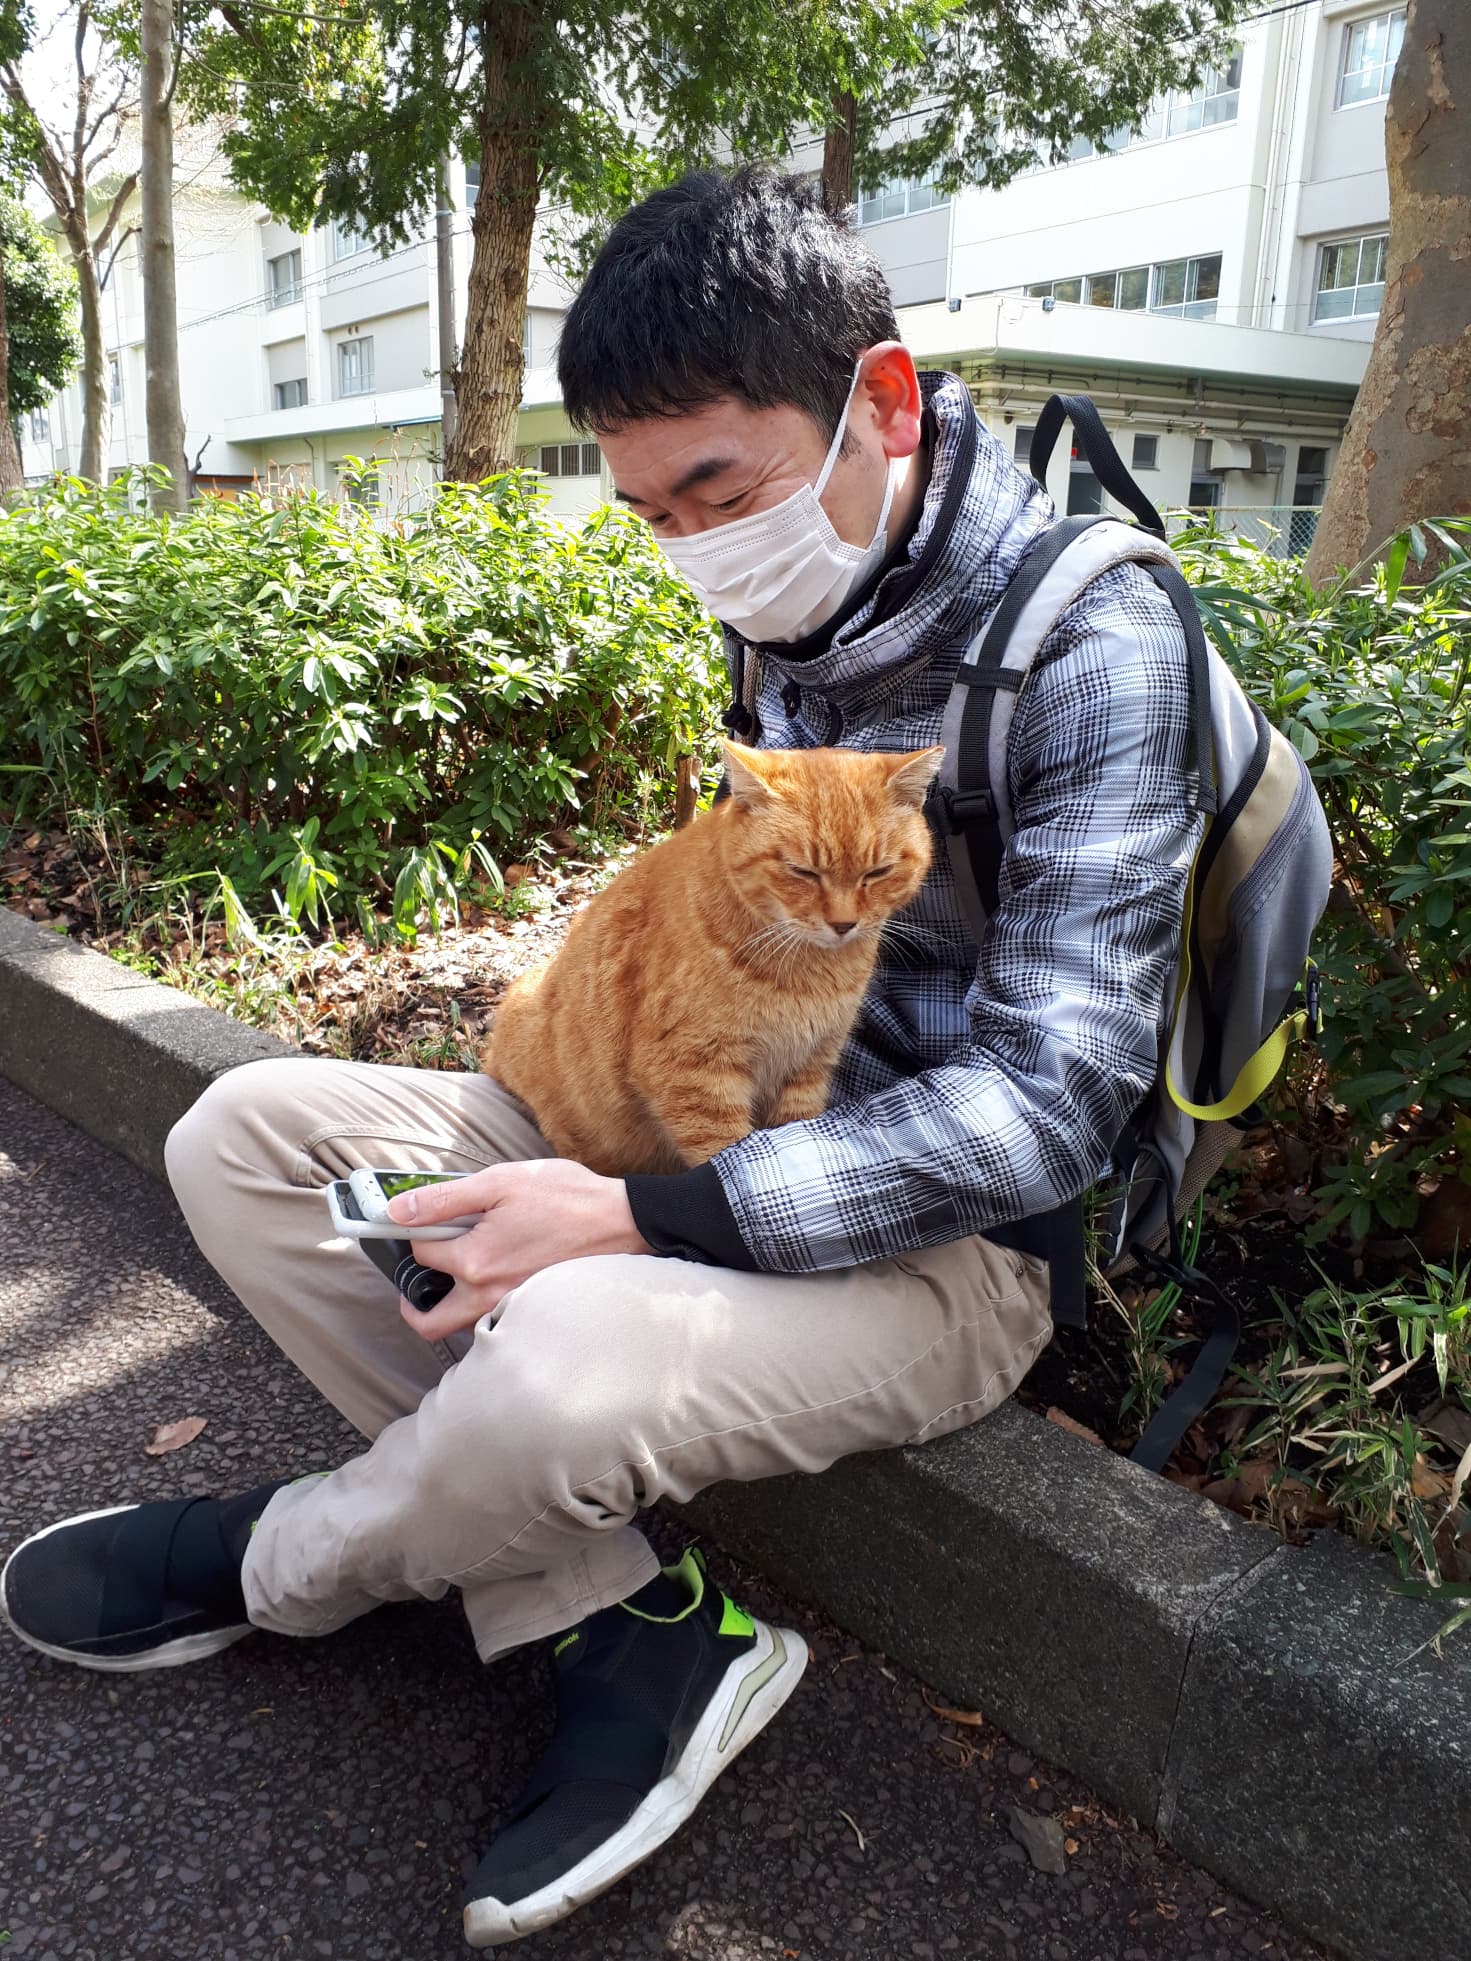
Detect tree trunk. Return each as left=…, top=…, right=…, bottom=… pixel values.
left=1306, top=0, right=1471, bottom=584
left=443, top=5, right=540, bottom=482
left=0, top=238, right=23, bottom=494
left=141, top=0, right=188, bottom=512
left=74, top=247, right=111, bottom=484
left=822, top=90, right=858, bottom=208
left=435, top=157, right=459, bottom=456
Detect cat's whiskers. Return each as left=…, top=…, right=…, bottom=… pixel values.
left=733, top=919, right=802, bottom=968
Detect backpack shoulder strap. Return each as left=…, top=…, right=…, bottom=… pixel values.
left=1031, top=394, right=1167, bottom=536
left=931, top=514, right=1181, bottom=944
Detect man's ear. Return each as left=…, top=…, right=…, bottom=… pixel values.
left=858, top=342, right=924, bottom=461
left=722, top=742, right=781, bottom=809
left=885, top=745, right=945, bottom=810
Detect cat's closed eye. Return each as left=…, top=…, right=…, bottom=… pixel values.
left=862, top=866, right=894, bottom=883
left=787, top=865, right=821, bottom=881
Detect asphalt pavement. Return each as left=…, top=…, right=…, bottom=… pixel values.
left=0, top=1075, right=1334, bottom=1961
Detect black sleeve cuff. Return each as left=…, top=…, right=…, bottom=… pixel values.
left=625, top=1164, right=760, bottom=1272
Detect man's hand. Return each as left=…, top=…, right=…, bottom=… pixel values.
left=387, top=1159, right=651, bottom=1342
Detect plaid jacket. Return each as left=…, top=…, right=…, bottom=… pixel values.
left=624, top=372, right=1201, bottom=1276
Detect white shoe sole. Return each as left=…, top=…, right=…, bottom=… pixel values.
left=462, top=1615, right=808, bottom=1949
left=0, top=1503, right=254, bottom=1673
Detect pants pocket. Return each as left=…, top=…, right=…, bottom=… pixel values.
left=902, top=1281, right=1053, bottom=1448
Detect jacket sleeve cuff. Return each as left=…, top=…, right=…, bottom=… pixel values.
left=624, top=1165, right=760, bottom=1272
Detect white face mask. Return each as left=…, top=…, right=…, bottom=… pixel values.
left=656, top=362, right=902, bottom=644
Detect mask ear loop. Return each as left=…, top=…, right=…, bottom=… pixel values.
left=812, top=359, right=867, bottom=500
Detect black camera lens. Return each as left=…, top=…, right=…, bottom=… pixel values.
left=393, top=1253, right=454, bottom=1313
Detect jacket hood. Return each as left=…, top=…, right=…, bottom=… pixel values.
left=729, top=371, right=1055, bottom=714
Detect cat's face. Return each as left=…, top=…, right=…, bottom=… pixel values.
left=721, top=743, right=943, bottom=948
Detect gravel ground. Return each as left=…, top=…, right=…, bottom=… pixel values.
left=0, top=1077, right=1335, bottom=1961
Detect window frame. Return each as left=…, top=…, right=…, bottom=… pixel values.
left=1312, top=232, right=1388, bottom=322
left=329, top=215, right=371, bottom=263
left=108, top=355, right=122, bottom=406
left=336, top=336, right=375, bottom=398
left=1166, top=46, right=1244, bottom=137
left=537, top=441, right=602, bottom=479
left=1336, top=8, right=1406, bottom=110
left=855, top=173, right=950, bottom=228
left=268, top=248, right=302, bottom=308
left=1131, top=433, right=1159, bottom=472
left=273, top=377, right=309, bottom=411
left=1029, top=253, right=1220, bottom=320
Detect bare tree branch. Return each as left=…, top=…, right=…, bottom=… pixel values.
left=98, top=216, right=138, bottom=287
left=94, top=171, right=138, bottom=260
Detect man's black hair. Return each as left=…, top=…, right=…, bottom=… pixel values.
left=557, top=166, right=900, bottom=440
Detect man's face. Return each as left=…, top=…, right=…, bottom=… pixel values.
left=598, top=342, right=924, bottom=553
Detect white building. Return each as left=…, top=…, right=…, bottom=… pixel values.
left=21, top=0, right=1401, bottom=545
left=819, top=0, right=1400, bottom=541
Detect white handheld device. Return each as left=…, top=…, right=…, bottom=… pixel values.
left=325, top=1167, right=482, bottom=1242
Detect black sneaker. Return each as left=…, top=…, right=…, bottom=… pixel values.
left=461, top=1545, right=807, bottom=1949
left=0, top=1477, right=301, bottom=1672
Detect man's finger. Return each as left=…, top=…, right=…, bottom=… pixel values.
left=388, top=1169, right=496, bottom=1225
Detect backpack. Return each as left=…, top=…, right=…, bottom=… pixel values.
left=927, top=394, right=1334, bottom=1471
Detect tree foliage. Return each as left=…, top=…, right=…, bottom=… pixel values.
left=0, top=467, right=724, bottom=934
left=829, top=1, right=1244, bottom=203
left=0, top=189, right=80, bottom=416
left=178, top=0, right=1242, bottom=476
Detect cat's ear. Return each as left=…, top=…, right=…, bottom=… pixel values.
left=722, top=742, right=782, bottom=809
left=884, top=745, right=945, bottom=811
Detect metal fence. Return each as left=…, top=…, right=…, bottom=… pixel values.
left=1165, top=505, right=1322, bottom=557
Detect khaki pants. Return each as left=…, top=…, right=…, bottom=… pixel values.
left=165, top=1057, right=1052, bottom=1664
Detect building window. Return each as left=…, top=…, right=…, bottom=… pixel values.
left=1150, top=253, right=1222, bottom=319
left=109, top=356, right=121, bottom=406
left=330, top=215, right=370, bottom=261
left=1314, top=233, right=1388, bottom=321
left=465, top=157, right=481, bottom=205
left=339, top=469, right=381, bottom=509
left=1132, top=433, right=1159, bottom=471
left=537, top=441, right=602, bottom=478
left=1189, top=437, right=1222, bottom=509
left=274, top=378, right=308, bottom=410
left=1338, top=9, right=1405, bottom=108
left=1013, top=424, right=1037, bottom=468
left=1030, top=254, right=1220, bottom=320
left=268, top=249, right=302, bottom=307
left=1067, top=449, right=1104, bottom=517
left=1293, top=446, right=1329, bottom=505
left=28, top=407, right=49, bottom=444
left=1167, top=46, right=1243, bottom=135
left=337, top=337, right=374, bottom=397
left=856, top=174, right=949, bottom=225
left=1082, top=266, right=1150, bottom=310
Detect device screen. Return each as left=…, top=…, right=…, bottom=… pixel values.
left=377, top=1171, right=464, bottom=1199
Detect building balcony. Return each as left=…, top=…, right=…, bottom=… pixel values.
left=900, top=294, right=1370, bottom=396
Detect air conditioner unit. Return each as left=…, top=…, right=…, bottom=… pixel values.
left=1209, top=437, right=1256, bottom=473
left=1249, top=440, right=1287, bottom=475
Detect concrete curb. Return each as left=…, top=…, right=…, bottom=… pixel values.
left=2, top=906, right=1466, bottom=1961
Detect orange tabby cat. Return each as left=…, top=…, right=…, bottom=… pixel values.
left=484, top=742, right=943, bottom=1175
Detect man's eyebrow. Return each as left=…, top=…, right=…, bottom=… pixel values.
left=614, top=456, right=739, bottom=506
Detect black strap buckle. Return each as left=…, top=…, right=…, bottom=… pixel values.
left=1303, top=961, right=1323, bottom=1040
left=924, top=782, right=995, bottom=833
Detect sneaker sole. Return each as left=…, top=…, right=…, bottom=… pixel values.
left=0, top=1503, right=255, bottom=1673
left=462, top=1616, right=808, bottom=1949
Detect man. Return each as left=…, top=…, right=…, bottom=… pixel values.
left=0, top=168, right=1198, bottom=1947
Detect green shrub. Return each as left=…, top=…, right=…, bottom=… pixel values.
left=0, top=464, right=724, bottom=935
left=1176, top=517, right=1471, bottom=1240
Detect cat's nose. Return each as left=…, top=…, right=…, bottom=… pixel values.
left=828, top=920, right=858, bottom=937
